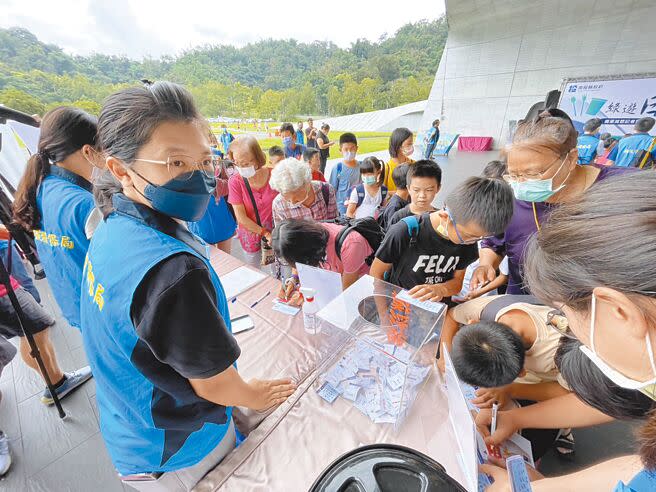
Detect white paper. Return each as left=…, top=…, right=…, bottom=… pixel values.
left=8, top=121, right=40, bottom=154
left=317, top=382, right=340, bottom=403
left=321, top=340, right=430, bottom=425
left=317, top=275, right=376, bottom=330
left=296, top=263, right=343, bottom=310
left=220, top=266, right=266, bottom=300
left=396, top=289, right=446, bottom=314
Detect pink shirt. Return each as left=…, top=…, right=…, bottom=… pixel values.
left=321, top=222, right=372, bottom=276
left=0, top=276, right=20, bottom=298
left=228, top=170, right=278, bottom=252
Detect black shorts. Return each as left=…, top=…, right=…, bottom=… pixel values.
left=0, top=287, right=55, bottom=339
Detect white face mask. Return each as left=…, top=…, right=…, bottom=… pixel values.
left=343, top=151, right=356, bottom=162
left=402, top=145, right=415, bottom=157
left=237, top=165, right=256, bottom=179
left=579, top=294, right=656, bottom=398
left=91, top=167, right=104, bottom=183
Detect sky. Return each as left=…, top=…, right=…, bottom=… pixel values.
left=0, top=0, right=445, bottom=59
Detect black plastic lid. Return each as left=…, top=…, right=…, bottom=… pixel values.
left=309, top=444, right=467, bottom=492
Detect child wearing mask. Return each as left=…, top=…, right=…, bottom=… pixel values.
left=370, top=177, right=514, bottom=304
left=383, top=127, right=415, bottom=191
left=279, top=122, right=305, bottom=159
left=345, top=157, right=388, bottom=219
left=388, top=160, right=441, bottom=227
left=328, top=133, right=360, bottom=215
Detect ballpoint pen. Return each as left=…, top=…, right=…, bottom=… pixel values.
left=250, top=291, right=270, bottom=308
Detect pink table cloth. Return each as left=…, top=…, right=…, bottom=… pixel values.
left=458, top=136, right=493, bottom=151
left=209, top=249, right=348, bottom=434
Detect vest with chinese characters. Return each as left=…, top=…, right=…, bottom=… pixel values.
left=35, top=166, right=94, bottom=328
left=80, top=194, right=233, bottom=475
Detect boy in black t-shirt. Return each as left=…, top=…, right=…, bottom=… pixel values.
left=370, top=176, right=514, bottom=303
left=388, top=160, right=442, bottom=227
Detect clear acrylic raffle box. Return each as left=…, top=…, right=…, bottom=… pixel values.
left=314, top=275, right=446, bottom=430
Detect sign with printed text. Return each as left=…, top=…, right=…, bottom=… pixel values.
left=558, top=76, right=656, bottom=136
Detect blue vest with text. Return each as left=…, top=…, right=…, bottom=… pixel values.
left=35, top=166, right=94, bottom=328
left=614, top=134, right=656, bottom=167
left=577, top=134, right=600, bottom=164
left=79, top=196, right=233, bottom=475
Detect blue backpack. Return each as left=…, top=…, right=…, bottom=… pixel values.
left=354, top=183, right=388, bottom=207
left=383, top=215, right=420, bottom=282
left=400, top=215, right=420, bottom=245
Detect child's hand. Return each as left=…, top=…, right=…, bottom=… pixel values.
left=470, top=265, right=496, bottom=290
left=479, top=457, right=544, bottom=491
left=476, top=408, right=520, bottom=446
left=408, top=284, right=444, bottom=302
left=472, top=386, right=510, bottom=409
left=464, top=289, right=483, bottom=301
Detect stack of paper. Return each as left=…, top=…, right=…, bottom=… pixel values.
left=220, top=266, right=266, bottom=300
left=316, top=340, right=430, bottom=424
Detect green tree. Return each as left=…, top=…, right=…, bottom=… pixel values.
left=0, top=87, right=45, bottom=114
left=0, top=18, right=448, bottom=118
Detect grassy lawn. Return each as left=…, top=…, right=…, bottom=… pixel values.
left=210, top=122, right=397, bottom=159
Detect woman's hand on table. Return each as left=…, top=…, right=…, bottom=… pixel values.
left=247, top=378, right=296, bottom=411
left=287, top=291, right=303, bottom=306
left=278, top=281, right=295, bottom=301
left=479, top=457, right=544, bottom=491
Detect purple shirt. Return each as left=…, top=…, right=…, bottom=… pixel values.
left=481, top=165, right=634, bottom=294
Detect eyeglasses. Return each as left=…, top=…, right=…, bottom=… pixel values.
left=447, top=209, right=492, bottom=245
left=502, top=153, right=568, bottom=183
left=546, top=308, right=576, bottom=339
left=133, top=154, right=217, bottom=181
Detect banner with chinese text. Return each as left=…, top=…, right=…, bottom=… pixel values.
left=558, top=76, right=656, bottom=135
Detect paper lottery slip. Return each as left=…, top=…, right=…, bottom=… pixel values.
left=316, top=339, right=431, bottom=425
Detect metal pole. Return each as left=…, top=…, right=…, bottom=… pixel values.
left=0, top=250, right=65, bottom=418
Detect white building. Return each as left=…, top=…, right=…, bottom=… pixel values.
left=420, top=0, right=656, bottom=147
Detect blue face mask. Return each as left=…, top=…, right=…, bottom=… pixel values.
left=509, top=154, right=572, bottom=203
left=363, top=175, right=377, bottom=186
left=282, top=136, right=293, bottom=149
left=134, top=170, right=216, bottom=222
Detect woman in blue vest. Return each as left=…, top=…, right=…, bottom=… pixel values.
left=13, top=107, right=98, bottom=403
left=478, top=172, right=656, bottom=491
left=87, top=82, right=295, bottom=491
left=14, top=107, right=99, bottom=329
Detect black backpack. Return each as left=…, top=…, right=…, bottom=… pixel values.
left=326, top=216, right=385, bottom=266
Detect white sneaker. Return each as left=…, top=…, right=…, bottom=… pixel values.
left=0, top=431, right=11, bottom=476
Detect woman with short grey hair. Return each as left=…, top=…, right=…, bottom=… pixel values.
left=269, top=158, right=338, bottom=223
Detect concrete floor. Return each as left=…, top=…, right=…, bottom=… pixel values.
left=0, top=275, right=129, bottom=492
left=0, top=148, right=636, bottom=490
